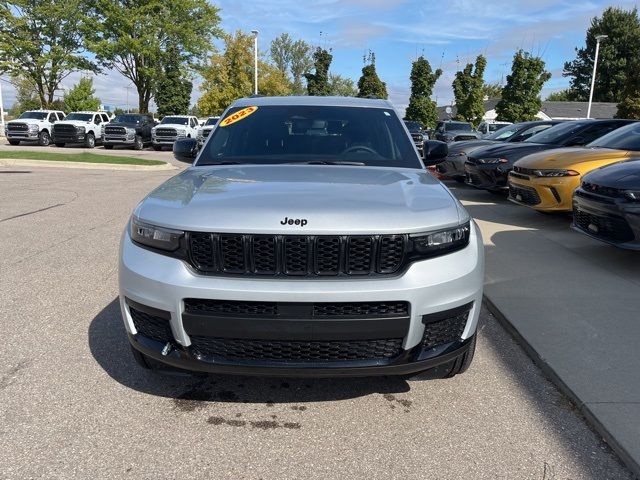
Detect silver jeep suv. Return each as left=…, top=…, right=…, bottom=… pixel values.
left=119, top=96, right=484, bottom=377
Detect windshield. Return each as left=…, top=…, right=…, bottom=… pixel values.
left=113, top=115, right=144, bottom=124
left=18, top=111, right=48, bottom=120
left=404, top=121, right=422, bottom=132
left=205, top=117, right=219, bottom=126
left=588, top=123, right=640, bottom=151
left=65, top=113, right=93, bottom=122
left=524, top=121, right=588, bottom=144
left=486, top=123, right=522, bottom=140
left=161, top=116, right=188, bottom=125
left=197, top=105, right=421, bottom=168
left=445, top=122, right=472, bottom=132
left=488, top=123, right=508, bottom=132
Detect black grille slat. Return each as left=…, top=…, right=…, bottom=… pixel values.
left=312, top=301, right=409, bottom=317
left=185, top=299, right=277, bottom=317
left=190, top=337, right=403, bottom=362
left=105, top=126, right=126, bottom=135
left=187, top=233, right=408, bottom=277
left=422, top=314, right=468, bottom=350
left=130, top=307, right=173, bottom=343
left=53, top=124, right=77, bottom=134
left=509, top=184, right=541, bottom=205
left=7, top=123, right=28, bottom=131
left=573, top=210, right=634, bottom=243
left=156, top=128, right=177, bottom=137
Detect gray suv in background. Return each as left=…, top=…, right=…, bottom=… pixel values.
left=119, top=96, right=484, bottom=378
left=434, top=121, right=482, bottom=143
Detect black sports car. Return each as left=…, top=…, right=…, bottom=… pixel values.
left=436, top=120, right=560, bottom=182
left=572, top=159, right=640, bottom=250
left=464, top=119, right=636, bottom=192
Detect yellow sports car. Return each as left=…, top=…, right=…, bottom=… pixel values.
left=508, top=122, right=640, bottom=212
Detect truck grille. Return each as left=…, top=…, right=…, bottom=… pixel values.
left=573, top=210, right=634, bottom=243
left=189, top=337, right=404, bottom=362
left=508, top=184, right=541, bottom=205
left=53, top=124, right=77, bottom=134
left=202, top=129, right=212, bottom=138
left=155, top=128, right=177, bottom=137
left=7, top=122, right=28, bottom=132
left=183, top=299, right=409, bottom=318
left=105, top=126, right=126, bottom=135
left=187, top=233, right=406, bottom=277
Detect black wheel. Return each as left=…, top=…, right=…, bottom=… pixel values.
left=454, top=176, right=466, bottom=184
left=55, top=143, right=65, bottom=147
left=103, top=144, right=114, bottom=150
left=445, top=335, right=477, bottom=377
left=152, top=144, right=163, bottom=151
left=133, top=135, right=143, bottom=150
left=8, top=139, right=20, bottom=146
left=38, top=130, right=51, bottom=146
left=130, top=346, right=152, bottom=370
left=85, top=133, right=95, bottom=148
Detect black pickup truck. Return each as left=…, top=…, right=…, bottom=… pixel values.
left=103, top=114, right=154, bottom=150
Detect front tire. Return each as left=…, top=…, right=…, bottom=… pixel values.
left=445, top=335, right=477, bottom=377
left=133, top=135, right=144, bottom=150
left=38, top=130, right=51, bottom=146
left=85, top=133, right=95, bottom=149
left=152, top=143, right=162, bottom=151
left=8, top=139, right=20, bottom=146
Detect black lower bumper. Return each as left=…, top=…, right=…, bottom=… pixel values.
left=128, top=332, right=474, bottom=377
left=52, top=133, right=85, bottom=143
left=465, top=162, right=510, bottom=190
left=437, top=155, right=467, bottom=178
left=572, top=190, right=640, bottom=250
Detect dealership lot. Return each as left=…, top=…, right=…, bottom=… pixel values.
left=0, top=164, right=633, bottom=479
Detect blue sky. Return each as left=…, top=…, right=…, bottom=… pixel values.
left=0, top=0, right=636, bottom=114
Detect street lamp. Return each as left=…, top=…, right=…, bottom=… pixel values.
left=251, top=29, right=259, bottom=95
left=587, top=34, right=608, bottom=119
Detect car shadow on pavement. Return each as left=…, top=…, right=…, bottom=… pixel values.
left=88, top=298, right=413, bottom=404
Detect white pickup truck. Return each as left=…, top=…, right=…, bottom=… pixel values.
left=52, top=111, right=112, bottom=148
left=5, top=110, right=66, bottom=146
left=151, top=115, right=199, bottom=150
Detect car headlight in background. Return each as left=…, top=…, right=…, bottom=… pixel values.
left=175, top=129, right=186, bottom=137
left=624, top=190, right=640, bottom=201
left=534, top=169, right=579, bottom=177
left=477, top=157, right=508, bottom=164
left=28, top=124, right=39, bottom=132
left=77, top=126, right=86, bottom=133
left=410, top=221, right=471, bottom=258
left=130, top=217, right=184, bottom=252
left=126, top=127, right=136, bottom=135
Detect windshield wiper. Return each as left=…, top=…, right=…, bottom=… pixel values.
left=299, top=160, right=366, bottom=166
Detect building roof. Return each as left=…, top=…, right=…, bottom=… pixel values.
left=234, top=96, right=394, bottom=109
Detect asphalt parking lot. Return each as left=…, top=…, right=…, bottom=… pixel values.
left=0, top=162, right=633, bottom=479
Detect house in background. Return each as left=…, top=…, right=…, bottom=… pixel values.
left=437, top=100, right=619, bottom=122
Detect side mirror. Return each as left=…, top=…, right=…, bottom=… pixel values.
left=423, top=140, right=448, bottom=166
left=173, top=138, right=199, bottom=163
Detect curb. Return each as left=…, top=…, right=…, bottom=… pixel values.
left=0, top=158, right=176, bottom=171
left=483, top=294, right=640, bottom=479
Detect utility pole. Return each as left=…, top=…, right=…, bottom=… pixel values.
left=251, top=30, right=259, bottom=95
left=125, top=84, right=132, bottom=113
left=587, top=34, right=608, bottom=119
left=0, top=79, right=4, bottom=135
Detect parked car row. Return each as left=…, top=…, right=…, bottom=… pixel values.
left=4, top=110, right=221, bottom=151
left=436, top=119, right=640, bottom=250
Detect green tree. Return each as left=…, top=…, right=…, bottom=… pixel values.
left=617, top=58, right=640, bottom=118
left=0, top=0, right=97, bottom=108
left=270, top=33, right=313, bottom=95
left=328, top=74, right=358, bottom=96
left=564, top=7, right=640, bottom=102
left=305, top=47, right=333, bottom=96
left=198, top=31, right=291, bottom=115
left=545, top=89, right=574, bottom=101
left=495, top=50, right=551, bottom=122
left=452, top=55, right=487, bottom=126
left=7, top=75, right=41, bottom=116
left=155, top=44, right=193, bottom=117
left=357, top=51, right=387, bottom=99
left=405, top=55, right=442, bottom=128
left=482, top=82, right=503, bottom=100
left=89, top=0, right=221, bottom=113
left=63, top=77, right=101, bottom=112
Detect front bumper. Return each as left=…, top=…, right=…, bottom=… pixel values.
left=572, top=190, right=640, bottom=250
left=53, top=133, right=85, bottom=143
left=152, top=136, right=181, bottom=145
left=118, top=223, right=484, bottom=376
left=508, top=172, right=579, bottom=212
left=104, top=134, right=136, bottom=145
left=6, top=131, right=39, bottom=140
left=464, top=162, right=509, bottom=190
left=437, top=154, right=467, bottom=178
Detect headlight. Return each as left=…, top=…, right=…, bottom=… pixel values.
left=126, top=127, right=136, bottom=135
left=77, top=126, right=86, bottom=133
left=534, top=169, right=579, bottom=177
left=176, top=129, right=186, bottom=137
left=477, top=158, right=508, bottom=164
left=409, top=221, right=471, bottom=258
left=130, top=217, right=184, bottom=252
left=28, top=124, right=39, bottom=132
left=625, top=190, right=640, bottom=201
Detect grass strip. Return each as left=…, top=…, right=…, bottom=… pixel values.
left=0, top=150, right=165, bottom=166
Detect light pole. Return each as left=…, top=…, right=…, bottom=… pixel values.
left=587, top=34, right=608, bottom=119
left=251, top=29, right=259, bottom=95
left=125, top=83, right=132, bottom=113
left=0, top=79, right=5, bottom=134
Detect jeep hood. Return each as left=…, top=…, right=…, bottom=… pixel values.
left=135, top=165, right=465, bottom=234
left=514, top=147, right=630, bottom=169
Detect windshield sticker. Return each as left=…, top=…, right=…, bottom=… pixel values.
left=220, top=106, right=258, bottom=127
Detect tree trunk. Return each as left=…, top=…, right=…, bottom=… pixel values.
left=138, top=85, right=151, bottom=113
